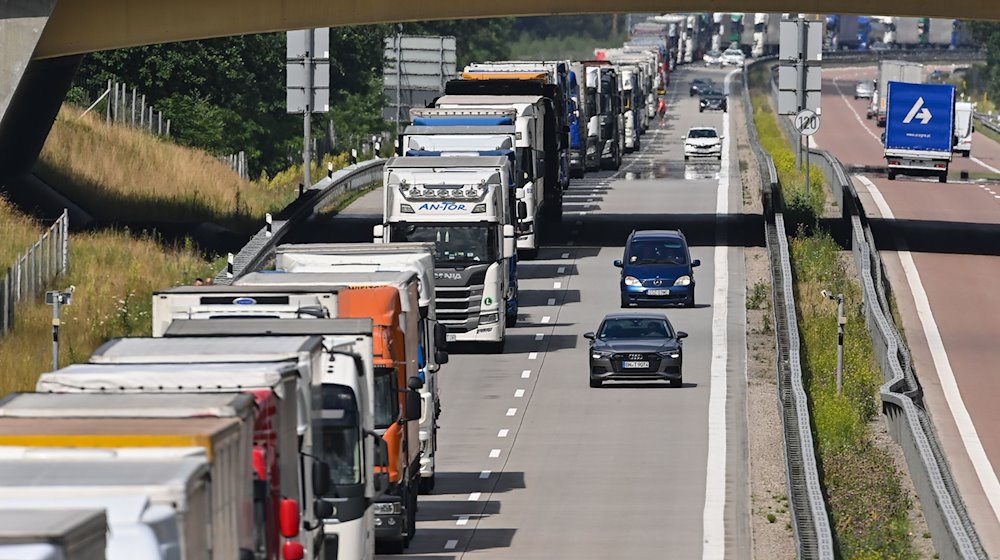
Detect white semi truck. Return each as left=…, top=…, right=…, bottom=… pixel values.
left=374, top=155, right=518, bottom=352
left=0, top=509, right=106, bottom=560
left=0, top=458, right=212, bottom=560
left=274, top=242, right=446, bottom=492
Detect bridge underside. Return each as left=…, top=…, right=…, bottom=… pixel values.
left=36, top=0, right=1000, bottom=60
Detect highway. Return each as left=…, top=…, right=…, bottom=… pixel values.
left=816, top=65, right=1000, bottom=556
left=287, top=66, right=751, bottom=559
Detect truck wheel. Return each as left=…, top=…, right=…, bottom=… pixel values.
left=887, top=171, right=896, bottom=181
left=963, top=150, right=971, bottom=158
left=487, top=339, right=505, bottom=353
left=382, top=539, right=405, bottom=554
left=419, top=474, right=435, bottom=494
left=520, top=248, right=538, bottom=260
left=939, top=172, right=948, bottom=183
left=505, top=308, right=517, bottom=328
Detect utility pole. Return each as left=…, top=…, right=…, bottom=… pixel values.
left=396, top=25, right=403, bottom=138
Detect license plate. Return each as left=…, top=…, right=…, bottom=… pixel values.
left=373, top=503, right=396, bottom=515
left=446, top=334, right=457, bottom=342
left=648, top=289, right=670, bottom=296
left=622, top=361, right=650, bottom=369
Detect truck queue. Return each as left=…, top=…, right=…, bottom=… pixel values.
left=0, top=40, right=672, bottom=560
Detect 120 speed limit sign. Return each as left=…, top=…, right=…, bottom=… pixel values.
left=794, top=109, right=821, bottom=136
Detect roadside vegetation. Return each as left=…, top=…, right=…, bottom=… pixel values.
left=749, top=65, right=921, bottom=558
left=0, top=198, right=219, bottom=396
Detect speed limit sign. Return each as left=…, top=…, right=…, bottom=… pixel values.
left=794, top=109, right=821, bottom=136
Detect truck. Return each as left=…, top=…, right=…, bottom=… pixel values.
left=437, top=87, right=565, bottom=225
left=85, top=334, right=381, bottom=559
left=0, top=457, right=211, bottom=560
left=568, top=63, right=589, bottom=178
left=401, top=107, right=535, bottom=257
left=595, top=48, right=656, bottom=132
left=883, top=81, right=956, bottom=182
left=150, top=285, right=423, bottom=553
left=373, top=156, right=518, bottom=351
left=0, top=393, right=262, bottom=558
left=616, top=64, right=643, bottom=152
left=273, top=242, right=446, bottom=492
left=581, top=62, right=624, bottom=171
left=157, top=319, right=384, bottom=560
left=870, top=60, right=924, bottom=126
left=36, top=358, right=307, bottom=558
left=0, top=509, right=106, bottom=560
left=954, top=101, right=974, bottom=157
left=0, top=412, right=252, bottom=560
left=462, top=60, right=572, bottom=191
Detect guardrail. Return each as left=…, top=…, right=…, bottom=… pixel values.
left=740, top=62, right=835, bottom=559
left=812, top=149, right=986, bottom=560
left=0, top=210, right=70, bottom=335
left=214, top=159, right=386, bottom=284
left=820, top=48, right=985, bottom=65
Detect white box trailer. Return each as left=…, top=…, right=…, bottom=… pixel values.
left=0, top=392, right=257, bottom=559
left=85, top=335, right=331, bottom=560
left=35, top=361, right=301, bottom=558
left=954, top=101, right=974, bottom=157
left=0, top=458, right=211, bottom=560
left=0, top=509, right=106, bottom=560
left=160, top=318, right=381, bottom=560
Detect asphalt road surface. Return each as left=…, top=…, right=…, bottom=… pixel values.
left=816, top=65, right=1000, bottom=556
left=291, top=65, right=751, bottom=559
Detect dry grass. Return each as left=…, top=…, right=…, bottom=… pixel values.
left=35, top=106, right=297, bottom=229
left=0, top=197, right=44, bottom=270
left=0, top=225, right=219, bottom=395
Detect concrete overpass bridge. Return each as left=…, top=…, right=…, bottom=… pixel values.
left=1, top=0, right=997, bottom=185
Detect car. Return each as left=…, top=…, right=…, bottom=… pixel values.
left=721, top=48, right=746, bottom=66
left=614, top=229, right=701, bottom=308
left=703, top=50, right=723, bottom=66
left=683, top=126, right=723, bottom=161
left=584, top=312, right=688, bottom=388
left=854, top=80, right=874, bottom=100
left=689, top=78, right=716, bottom=97
left=699, top=91, right=727, bottom=112
left=928, top=70, right=951, bottom=82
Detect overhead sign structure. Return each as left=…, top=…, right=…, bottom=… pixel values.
left=885, top=81, right=956, bottom=153
left=777, top=18, right=823, bottom=116
left=384, top=35, right=457, bottom=126
left=794, top=109, right=821, bottom=136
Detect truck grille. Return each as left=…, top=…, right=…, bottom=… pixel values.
left=435, top=286, right=484, bottom=333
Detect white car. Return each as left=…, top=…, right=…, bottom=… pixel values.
left=703, top=50, right=723, bottom=66
left=721, top=48, right=746, bottom=67
left=683, top=127, right=723, bottom=161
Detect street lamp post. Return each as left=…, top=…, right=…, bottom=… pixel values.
left=822, top=289, right=846, bottom=395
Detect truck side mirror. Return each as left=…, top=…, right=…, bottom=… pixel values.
left=517, top=201, right=528, bottom=220
left=314, top=500, right=334, bottom=519
left=502, top=224, right=516, bottom=259
left=435, top=350, right=449, bottom=365
left=372, top=224, right=385, bottom=243
left=279, top=498, right=301, bottom=538
left=405, top=389, right=422, bottom=421
left=312, top=461, right=331, bottom=497
left=407, top=376, right=424, bottom=391
left=434, top=322, right=448, bottom=348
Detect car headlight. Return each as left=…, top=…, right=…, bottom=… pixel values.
left=674, top=275, right=691, bottom=286
left=624, top=276, right=642, bottom=287
left=480, top=312, right=499, bottom=324
left=660, top=351, right=681, bottom=359
left=591, top=351, right=612, bottom=359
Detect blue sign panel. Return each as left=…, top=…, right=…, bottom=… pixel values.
left=885, top=81, right=955, bottom=153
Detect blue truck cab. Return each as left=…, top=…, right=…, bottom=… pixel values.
left=614, top=230, right=700, bottom=308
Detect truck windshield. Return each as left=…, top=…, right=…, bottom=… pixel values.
left=390, top=224, right=498, bottom=265
left=316, top=384, right=362, bottom=486
left=373, top=367, right=399, bottom=430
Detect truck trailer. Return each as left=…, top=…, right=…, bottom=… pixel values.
left=0, top=509, right=106, bottom=560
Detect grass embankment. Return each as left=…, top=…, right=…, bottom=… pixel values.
left=36, top=106, right=352, bottom=231
left=0, top=198, right=44, bottom=268
left=0, top=197, right=220, bottom=395
left=750, top=67, right=921, bottom=558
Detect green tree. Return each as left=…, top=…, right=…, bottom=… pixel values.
left=402, top=19, right=514, bottom=69
left=969, top=22, right=1000, bottom=103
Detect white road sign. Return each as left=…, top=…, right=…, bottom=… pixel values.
left=794, top=109, right=821, bottom=136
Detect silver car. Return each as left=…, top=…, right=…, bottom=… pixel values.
left=854, top=80, right=874, bottom=100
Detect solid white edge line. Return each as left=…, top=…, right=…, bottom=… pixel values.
left=857, top=175, right=1000, bottom=524
left=702, top=70, right=735, bottom=560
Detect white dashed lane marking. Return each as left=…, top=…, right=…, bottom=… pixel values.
left=528, top=352, right=538, bottom=360
left=498, top=429, right=509, bottom=438
left=506, top=408, right=517, bottom=417
left=468, top=492, right=481, bottom=501
left=535, top=333, right=545, bottom=341
left=479, top=470, right=491, bottom=479
left=457, top=516, right=470, bottom=526
left=541, top=316, right=551, bottom=324
left=557, top=267, right=566, bottom=274
left=514, top=389, right=525, bottom=398
left=489, top=449, right=502, bottom=458
left=445, top=540, right=458, bottom=550
left=521, top=370, right=531, bottom=379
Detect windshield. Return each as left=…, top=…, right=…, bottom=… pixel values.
left=373, top=367, right=399, bottom=430
left=627, top=238, right=688, bottom=265
left=390, top=224, right=498, bottom=265
left=598, top=317, right=675, bottom=340
left=688, top=129, right=718, bottom=139
left=316, top=384, right=362, bottom=486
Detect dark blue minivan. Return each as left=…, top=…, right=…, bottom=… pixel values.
left=614, top=230, right=700, bottom=308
